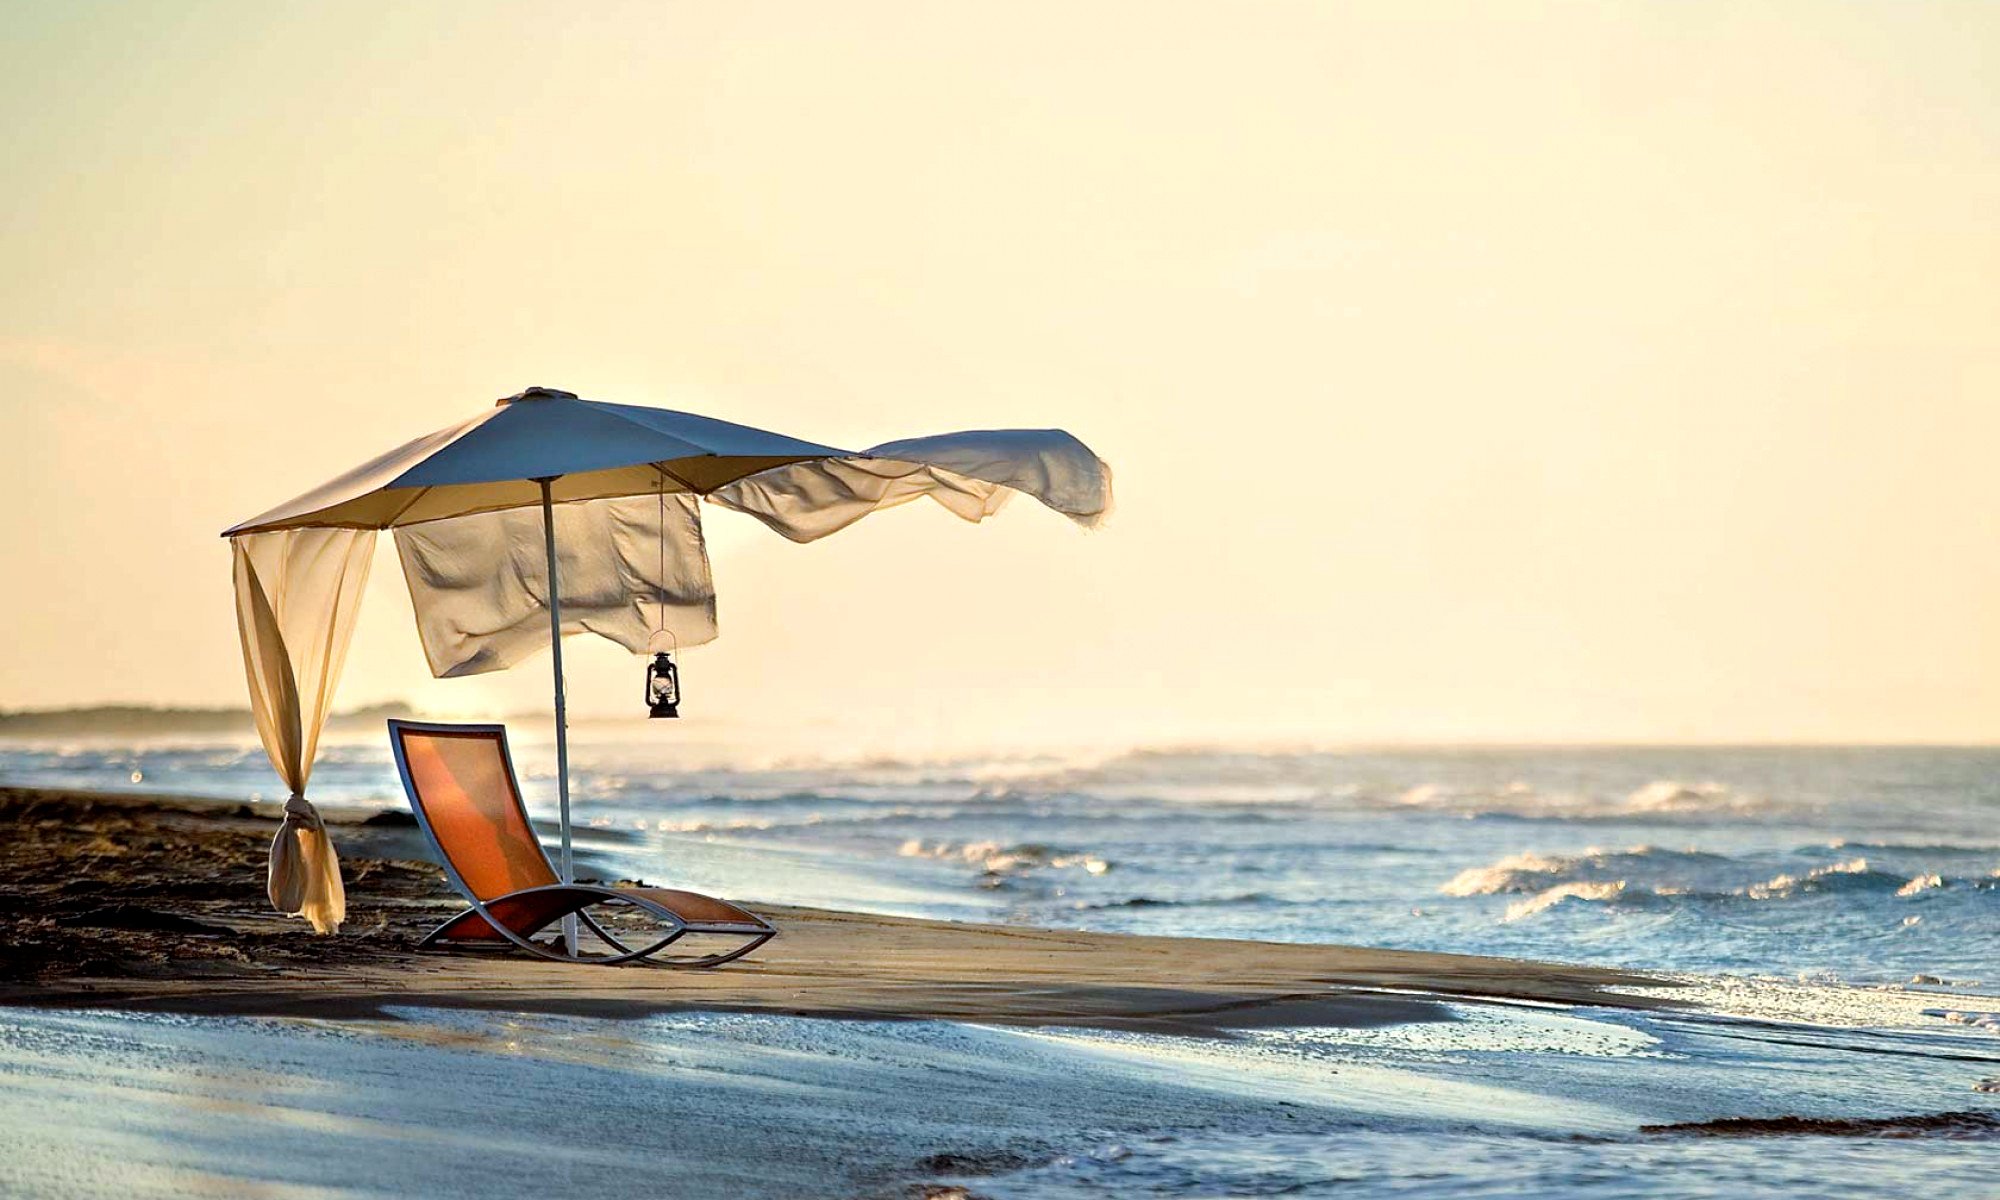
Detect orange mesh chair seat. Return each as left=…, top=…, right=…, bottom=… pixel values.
left=388, top=720, right=775, bottom=966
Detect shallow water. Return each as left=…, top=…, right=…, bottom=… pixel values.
left=0, top=995, right=1992, bottom=1200
left=4, top=737, right=1998, bottom=1196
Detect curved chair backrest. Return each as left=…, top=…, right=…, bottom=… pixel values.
left=387, top=720, right=559, bottom=901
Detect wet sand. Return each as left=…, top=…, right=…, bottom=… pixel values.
left=0, top=786, right=1671, bottom=1029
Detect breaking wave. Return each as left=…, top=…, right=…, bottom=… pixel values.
left=1387, top=778, right=1769, bottom=821
left=1441, top=846, right=1735, bottom=897
left=1502, top=881, right=1638, bottom=921
left=1739, top=858, right=1901, bottom=900
left=898, top=838, right=1112, bottom=881
left=1444, top=845, right=1998, bottom=922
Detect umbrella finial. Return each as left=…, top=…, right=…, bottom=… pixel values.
left=498, top=386, right=579, bottom=406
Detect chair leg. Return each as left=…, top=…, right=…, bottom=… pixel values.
left=577, top=908, right=775, bottom=966
left=419, top=887, right=773, bottom=967
left=652, top=929, right=776, bottom=968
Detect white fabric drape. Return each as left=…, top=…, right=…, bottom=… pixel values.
left=231, top=528, right=376, bottom=934
left=709, top=429, right=1113, bottom=543
left=394, top=493, right=717, bottom=678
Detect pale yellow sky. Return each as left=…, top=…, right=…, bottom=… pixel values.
left=2, top=2, right=1996, bottom=750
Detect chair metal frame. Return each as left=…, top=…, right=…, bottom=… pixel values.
left=387, top=719, right=776, bottom=967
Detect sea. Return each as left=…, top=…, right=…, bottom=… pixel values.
left=2, top=734, right=1996, bottom=1197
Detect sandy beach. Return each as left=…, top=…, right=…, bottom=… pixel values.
left=0, top=786, right=1666, bottom=1025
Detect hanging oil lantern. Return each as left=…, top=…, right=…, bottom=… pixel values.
left=645, top=640, right=681, bottom=719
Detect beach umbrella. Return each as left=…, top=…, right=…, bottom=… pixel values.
left=224, top=386, right=1111, bottom=940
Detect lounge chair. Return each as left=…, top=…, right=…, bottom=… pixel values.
left=387, top=719, right=775, bottom=966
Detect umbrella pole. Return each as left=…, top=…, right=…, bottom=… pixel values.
left=537, top=478, right=578, bottom=956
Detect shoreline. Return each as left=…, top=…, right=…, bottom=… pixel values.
left=0, top=785, right=1674, bottom=1029
left=3, top=785, right=1994, bottom=1200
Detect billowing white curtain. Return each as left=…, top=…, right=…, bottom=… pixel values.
left=709, top=429, right=1113, bottom=543
left=231, top=528, right=376, bottom=934
left=393, top=492, right=718, bottom=679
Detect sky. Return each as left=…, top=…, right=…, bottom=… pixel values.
left=1, top=1, right=1996, bottom=752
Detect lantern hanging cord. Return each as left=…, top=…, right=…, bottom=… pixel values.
left=656, top=467, right=668, bottom=636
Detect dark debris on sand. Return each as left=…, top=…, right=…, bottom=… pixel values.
left=0, top=787, right=461, bottom=984
left=1642, top=1110, right=2000, bottom=1140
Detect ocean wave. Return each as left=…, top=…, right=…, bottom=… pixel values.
left=1740, top=858, right=1898, bottom=900
left=898, top=838, right=1112, bottom=878
left=632, top=756, right=1779, bottom=823
left=1447, top=845, right=1998, bottom=921
left=1622, top=779, right=1758, bottom=813
left=1441, top=846, right=1733, bottom=897
left=1392, top=781, right=1597, bottom=816
left=648, top=806, right=949, bottom=834
left=1825, top=839, right=2000, bottom=857
left=648, top=816, right=784, bottom=834
left=1384, top=778, right=1767, bottom=821
left=1922, top=1008, right=2000, bottom=1032
left=1503, top=881, right=1638, bottom=921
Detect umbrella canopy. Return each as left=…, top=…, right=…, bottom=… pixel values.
left=226, top=387, right=855, bottom=535
left=225, top=386, right=1111, bottom=938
